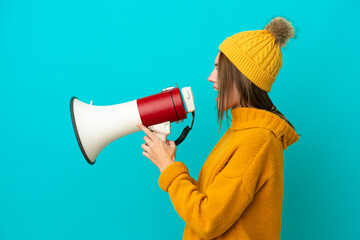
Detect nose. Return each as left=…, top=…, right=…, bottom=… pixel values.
left=208, top=69, right=216, bottom=83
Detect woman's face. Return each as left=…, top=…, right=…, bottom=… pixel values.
left=208, top=51, right=241, bottom=110
left=208, top=52, right=220, bottom=93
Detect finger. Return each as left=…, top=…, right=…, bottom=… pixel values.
left=141, top=143, right=151, bottom=153
left=136, top=123, right=156, bottom=140
left=143, top=135, right=154, bottom=146
left=168, top=141, right=176, bottom=150
left=142, top=151, right=151, bottom=160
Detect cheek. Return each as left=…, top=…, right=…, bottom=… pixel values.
left=213, top=70, right=218, bottom=84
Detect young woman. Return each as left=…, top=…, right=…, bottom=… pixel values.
left=137, top=16, right=300, bottom=240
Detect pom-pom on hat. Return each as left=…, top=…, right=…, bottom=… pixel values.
left=219, top=16, right=295, bottom=92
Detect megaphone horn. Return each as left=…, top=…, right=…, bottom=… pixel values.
left=70, top=86, right=195, bottom=165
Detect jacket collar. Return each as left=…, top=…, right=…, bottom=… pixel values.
left=230, top=107, right=300, bottom=149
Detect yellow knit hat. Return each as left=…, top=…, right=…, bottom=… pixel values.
left=219, top=16, right=295, bottom=92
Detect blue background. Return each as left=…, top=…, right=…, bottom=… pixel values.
left=1, top=0, right=359, bottom=239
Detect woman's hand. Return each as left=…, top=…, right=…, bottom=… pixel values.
left=136, top=123, right=177, bottom=173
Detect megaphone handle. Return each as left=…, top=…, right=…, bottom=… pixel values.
left=153, top=131, right=169, bottom=143
left=148, top=121, right=171, bottom=143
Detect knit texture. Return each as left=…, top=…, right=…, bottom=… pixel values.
left=219, top=30, right=282, bottom=92
left=218, top=16, right=295, bottom=92
left=158, top=107, right=300, bottom=239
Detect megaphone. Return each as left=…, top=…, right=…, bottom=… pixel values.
left=70, top=86, right=195, bottom=165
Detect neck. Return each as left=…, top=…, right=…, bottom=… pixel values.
left=231, top=104, right=256, bottom=110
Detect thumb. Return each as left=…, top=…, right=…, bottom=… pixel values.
left=169, top=140, right=176, bottom=147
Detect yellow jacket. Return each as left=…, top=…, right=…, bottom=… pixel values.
left=158, top=107, right=300, bottom=240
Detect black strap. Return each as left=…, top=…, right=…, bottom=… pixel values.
left=174, top=112, right=195, bottom=146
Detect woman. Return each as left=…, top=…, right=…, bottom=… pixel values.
left=137, top=16, right=300, bottom=240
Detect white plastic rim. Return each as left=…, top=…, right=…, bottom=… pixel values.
left=70, top=97, right=142, bottom=164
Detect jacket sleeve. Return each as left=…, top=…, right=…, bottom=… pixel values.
left=158, top=136, right=274, bottom=239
